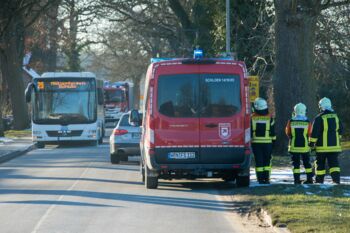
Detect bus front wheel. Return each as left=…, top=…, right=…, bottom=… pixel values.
left=36, top=142, right=45, bottom=149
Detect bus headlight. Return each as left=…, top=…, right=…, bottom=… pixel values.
left=88, top=130, right=97, bottom=138
left=33, top=131, right=42, bottom=135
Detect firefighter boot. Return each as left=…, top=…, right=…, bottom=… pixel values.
left=303, top=173, right=314, bottom=184
left=263, top=171, right=270, bottom=184
left=293, top=173, right=301, bottom=184
left=257, top=172, right=264, bottom=184
left=315, top=175, right=325, bottom=184
left=331, top=172, right=340, bottom=184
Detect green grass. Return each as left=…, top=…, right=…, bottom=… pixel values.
left=235, top=185, right=350, bottom=233
left=4, top=130, right=31, bottom=138
left=342, top=141, right=350, bottom=150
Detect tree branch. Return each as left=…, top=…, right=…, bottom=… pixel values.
left=321, top=0, right=350, bottom=10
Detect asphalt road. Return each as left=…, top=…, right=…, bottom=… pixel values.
left=0, top=131, right=268, bottom=233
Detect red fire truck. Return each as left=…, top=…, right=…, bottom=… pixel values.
left=103, top=81, right=134, bottom=123
left=130, top=50, right=252, bottom=189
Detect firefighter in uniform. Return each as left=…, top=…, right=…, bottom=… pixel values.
left=285, top=103, right=313, bottom=184
left=251, top=97, right=276, bottom=184
left=309, top=97, right=343, bottom=184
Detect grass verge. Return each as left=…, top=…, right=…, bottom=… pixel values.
left=235, top=184, right=350, bottom=233
left=4, top=130, right=31, bottom=138
left=341, top=140, right=350, bottom=150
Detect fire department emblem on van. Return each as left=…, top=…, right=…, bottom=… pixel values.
left=219, top=123, right=231, bottom=140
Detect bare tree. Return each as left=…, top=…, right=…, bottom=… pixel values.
left=0, top=0, right=56, bottom=130
left=273, top=0, right=350, bottom=153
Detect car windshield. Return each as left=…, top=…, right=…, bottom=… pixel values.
left=157, top=74, right=241, bottom=118
left=33, top=78, right=96, bottom=124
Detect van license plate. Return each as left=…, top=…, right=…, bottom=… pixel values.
left=168, top=152, right=196, bottom=160
left=132, top=133, right=141, bottom=138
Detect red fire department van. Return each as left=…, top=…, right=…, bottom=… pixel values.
left=132, top=50, right=252, bottom=189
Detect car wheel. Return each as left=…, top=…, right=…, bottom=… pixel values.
left=145, top=166, right=158, bottom=189
left=118, top=151, right=128, bottom=161
left=98, top=136, right=103, bottom=144
left=236, top=175, right=250, bottom=187
left=110, top=153, right=120, bottom=164
left=223, top=173, right=236, bottom=182
left=37, top=142, right=45, bottom=149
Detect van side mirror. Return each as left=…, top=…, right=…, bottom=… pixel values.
left=25, top=82, right=35, bottom=103
left=129, top=109, right=140, bottom=126
left=97, top=88, right=104, bottom=105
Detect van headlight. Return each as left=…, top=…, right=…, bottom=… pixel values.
left=33, top=131, right=42, bottom=135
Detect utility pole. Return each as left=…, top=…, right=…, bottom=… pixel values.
left=226, top=0, right=231, bottom=54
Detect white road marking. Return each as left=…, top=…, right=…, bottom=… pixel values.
left=30, top=162, right=92, bottom=233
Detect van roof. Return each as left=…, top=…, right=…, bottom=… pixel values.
left=151, top=58, right=245, bottom=65
left=149, top=59, right=248, bottom=78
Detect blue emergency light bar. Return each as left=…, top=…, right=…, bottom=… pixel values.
left=150, top=58, right=177, bottom=63
left=193, top=49, right=203, bottom=59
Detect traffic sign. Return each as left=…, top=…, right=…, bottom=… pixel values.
left=248, top=76, right=259, bottom=102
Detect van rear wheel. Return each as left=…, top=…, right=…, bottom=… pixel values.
left=145, top=167, right=158, bottom=189
left=236, top=175, right=250, bottom=187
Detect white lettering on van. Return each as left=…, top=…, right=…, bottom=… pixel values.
left=205, top=78, right=234, bottom=83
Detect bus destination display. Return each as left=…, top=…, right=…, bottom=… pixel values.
left=37, top=80, right=93, bottom=91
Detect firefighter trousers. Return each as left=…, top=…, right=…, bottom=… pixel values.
left=252, top=143, right=272, bottom=183
left=290, top=152, right=313, bottom=183
left=315, top=152, right=340, bottom=184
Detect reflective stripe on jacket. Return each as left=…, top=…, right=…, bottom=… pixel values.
left=285, top=119, right=311, bottom=153
left=251, top=113, right=276, bottom=143
left=310, top=111, right=343, bottom=153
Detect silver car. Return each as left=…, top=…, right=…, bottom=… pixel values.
left=109, top=112, right=142, bottom=164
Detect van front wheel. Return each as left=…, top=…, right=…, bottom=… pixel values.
left=236, top=175, right=250, bottom=188
left=145, top=167, right=158, bottom=189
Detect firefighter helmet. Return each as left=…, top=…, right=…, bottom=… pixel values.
left=319, top=97, right=332, bottom=111
left=293, top=103, right=307, bottom=116
left=254, top=97, right=268, bottom=111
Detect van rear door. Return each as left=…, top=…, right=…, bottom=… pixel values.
left=154, top=73, right=200, bottom=164
left=198, top=67, right=245, bottom=164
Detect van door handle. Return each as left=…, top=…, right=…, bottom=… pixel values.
left=205, top=123, right=218, bottom=128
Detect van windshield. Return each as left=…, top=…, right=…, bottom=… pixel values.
left=157, top=74, right=241, bottom=118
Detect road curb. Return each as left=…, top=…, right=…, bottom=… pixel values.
left=262, top=209, right=291, bottom=233
left=0, top=143, right=37, bottom=164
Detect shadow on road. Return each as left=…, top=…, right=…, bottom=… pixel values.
left=0, top=200, right=118, bottom=208
left=0, top=188, right=247, bottom=212
left=0, top=173, right=143, bottom=186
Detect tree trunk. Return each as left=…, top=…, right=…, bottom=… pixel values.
left=273, top=0, right=319, bottom=154
left=46, top=0, right=60, bottom=71
left=0, top=70, right=4, bottom=137
left=0, top=18, right=30, bottom=130
left=67, top=0, right=80, bottom=71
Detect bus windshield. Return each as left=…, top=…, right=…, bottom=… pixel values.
left=33, top=78, right=96, bottom=124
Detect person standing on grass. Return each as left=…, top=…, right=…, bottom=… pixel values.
left=251, top=97, right=276, bottom=184
left=309, top=97, right=343, bottom=184
left=285, top=103, right=313, bottom=184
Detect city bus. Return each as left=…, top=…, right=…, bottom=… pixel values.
left=25, top=72, right=105, bottom=148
